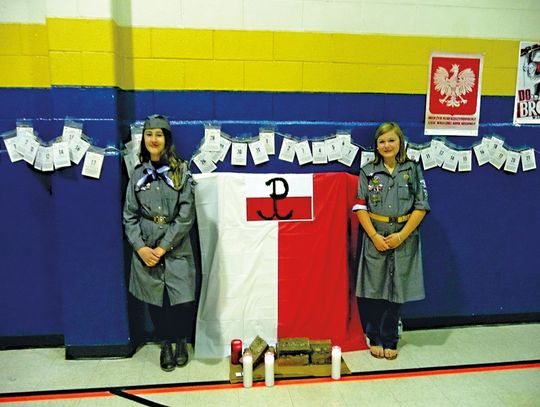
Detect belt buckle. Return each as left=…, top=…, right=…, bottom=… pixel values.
left=153, top=215, right=167, bottom=224
left=388, top=216, right=398, bottom=223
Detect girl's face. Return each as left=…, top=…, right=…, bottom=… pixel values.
left=144, top=128, right=165, bottom=161
left=376, top=130, right=400, bottom=162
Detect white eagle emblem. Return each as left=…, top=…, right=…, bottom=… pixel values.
left=433, top=64, right=476, bottom=107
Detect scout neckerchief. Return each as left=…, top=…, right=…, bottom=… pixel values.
left=135, top=165, right=176, bottom=191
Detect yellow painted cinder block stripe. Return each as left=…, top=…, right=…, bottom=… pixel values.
left=117, top=27, right=151, bottom=58
left=0, top=55, right=50, bottom=87
left=82, top=52, right=116, bottom=87
left=0, top=24, right=22, bottom=55
left=184, top=60, right=244, bottom=90
left=274, top=32, right=332, bottom=62
left=121, top=58, right=185, bottom=90
left=49, top=51, right=83, bottom=85
left=20, top=24, right=49, bottom=56
left=214, top=30, right=273, bottom=61
left=151, top=28, right=213, bottom=59
left=245, top=61, right=303, bottom=91
left=47, top=18, right=115, bottom=52
left=0, top=19, right=524, bottom=95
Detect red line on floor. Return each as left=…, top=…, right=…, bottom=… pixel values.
left=2, top=362, right=539, bottom=403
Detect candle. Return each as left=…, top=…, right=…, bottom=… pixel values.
left=331, top=345, right=341, bottom=380
left=230, top=339, right=242, bottom=365
left=264, top=351, right=274, bottom=387
left=242, top=351, right=253, bottom=388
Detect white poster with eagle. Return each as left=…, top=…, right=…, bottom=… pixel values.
left=424, top=52, right=483, bottom=136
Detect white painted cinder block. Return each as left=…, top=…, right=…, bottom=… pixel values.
left=129, top=0, right=182, bottom=27
left=77, top=0, right=113, bottom=19
left=244, top=0, right=304, bottom=31
left=303, top=1, right=363, bottom=33
left=181, top=0, right=244, bottom=29
left=0, top=0, right=46, bottom=23
left=45, top=0, right=78, bottom=19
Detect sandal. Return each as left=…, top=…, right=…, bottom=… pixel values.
left=369, top=345, right=384, bottom=359
left=383, top=348, right=398, bottom=360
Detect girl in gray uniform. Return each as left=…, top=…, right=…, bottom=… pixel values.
left=123, top=115, right=197, bottom=371
left=353, top=122, right=430, bottom=360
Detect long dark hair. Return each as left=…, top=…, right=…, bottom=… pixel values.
left=372, top=122, right=408, bottom=165
left=139, top=128, right=184, bottom=190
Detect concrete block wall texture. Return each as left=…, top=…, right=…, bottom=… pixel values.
left=0, top=0, right=539, bottom=344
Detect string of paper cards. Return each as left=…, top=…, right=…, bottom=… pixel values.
left=122, top=124, right=537, bottom=177
left=1, top=120, right=537, bottom=180
left=1, top=120, right=112, bottom=179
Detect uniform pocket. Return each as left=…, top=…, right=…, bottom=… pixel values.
left=398, top=184, right=412, bottom=200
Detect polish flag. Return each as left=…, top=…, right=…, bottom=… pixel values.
left=193, top=172, right=367, bottom=358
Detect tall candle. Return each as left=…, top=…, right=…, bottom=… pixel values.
left=230, top=339, right=242, bottom=365
left=264, top=351, right=274, bottom=387
left=331, top=345, right=341, bottom=380
left=242, top=351, right=253, bottom=388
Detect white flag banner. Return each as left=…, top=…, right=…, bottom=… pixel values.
left=193, top=173, right=367, bottom=358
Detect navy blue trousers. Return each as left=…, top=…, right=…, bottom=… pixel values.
left=148, top=289, right=195, bottom=342
left=358, top=297, right=401, bottom=349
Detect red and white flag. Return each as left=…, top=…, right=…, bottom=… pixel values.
left=194, top=172, right=366, bottom=358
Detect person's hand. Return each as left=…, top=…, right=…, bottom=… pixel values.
left=371, top=233, right=390, bottom=252
left=137, top=246, right=161, bottom=267
left=384, top=233, right=403, bottom=249
left=154, top=247, right=167, bottom=258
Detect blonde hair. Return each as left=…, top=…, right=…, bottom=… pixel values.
left=372, top=122, right=408, bottom=165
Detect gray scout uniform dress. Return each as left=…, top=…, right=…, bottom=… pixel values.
left=123, top=161, right=196, bottom=307
left=356, top=160, right=430, bottom=304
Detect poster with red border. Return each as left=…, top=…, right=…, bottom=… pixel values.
left=513, top=41, right=540, bottom=125
left=424, top=53, right=483, bottom=136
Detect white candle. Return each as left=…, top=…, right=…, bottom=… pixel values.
left=264, top=351, right=274, bottom=387
left=242, top=351, right=253, bottom=388
left=331, top=345, right=341, bottom=380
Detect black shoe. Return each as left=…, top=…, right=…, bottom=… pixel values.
left=160, top=341, right=175, bottom=372
left=175, top=338, right=189, bottom=367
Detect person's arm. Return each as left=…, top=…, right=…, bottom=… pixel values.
left=123, top=175, right=160, bottom=267
left=157, top=176, right=195, bottom=254
left=356, top=210, right=390, bottom=252
left=384, top=209, right=426, bottom=249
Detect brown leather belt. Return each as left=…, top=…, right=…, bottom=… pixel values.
left=369, top=212, right=410, bottom=223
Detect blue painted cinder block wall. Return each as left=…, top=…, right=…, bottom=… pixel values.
left=1, top=88, right=538, bottom=352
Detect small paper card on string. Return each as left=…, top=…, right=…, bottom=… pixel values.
left=193, top=151, right=217, bottom=173
left=1, top=131, right=24, bottom=162
left=473, top=138, right=490, bottom=166
left=259, top=129, right=275, bottom=155
left=360, top=151, right=375, bottom=168
left=130, top=124, right=143, bottom=155
left=82, top=148, right=104, bottom=179
left=488, top=137, right=505, bottom=168
left=431, top=139, right=446, bottom=167
left=421, top=145, right=438, bottom=170
left=33, top=145, right=44, bottom=171
left=216, top=136, right=232, bottom=162
left=441, top=147, right=459, bottom=172
left=407, top=148, right=421, bottom=162
left=458, top=150, right=472, bottom=172
left=248, top=139, right=270, bottom=165
left=53, top=141, right=71, bottom=169
left=336, top=130, right=351, bottom=154
left=520, top=149, right=536, bottom=171
left=231, top=142, right=248, bottom=166
left=504, top=151, right=520, bottom=173
left=490, top=146, right=508, bottom=170
left=62, top=121, right=83, bottom=143
left=325, top=137, right=342, bottom=161
left=203, top=125, right=221, bottom=152
left=123, top=152, right=140, bottom=178
left=312, top=141, right=328, bottom=164
left=278, top=138, right=296, bottom=162
left=69, top=135, right=91, bottom=164
left=295, top=140, right=313, bottom=165
left=20, top=134, right=40, bottom=165
left=339, top=143, right=359, bottom=167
